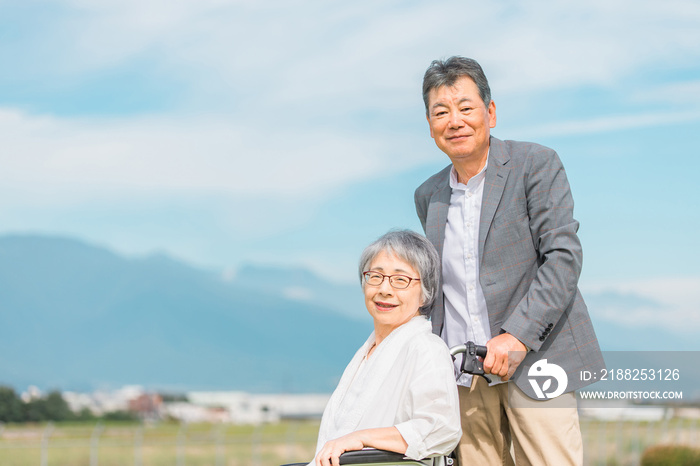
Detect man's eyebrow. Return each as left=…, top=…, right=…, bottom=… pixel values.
left=430, top=97, right=475, bottom=111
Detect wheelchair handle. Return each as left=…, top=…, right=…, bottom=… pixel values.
left=450, top=341, right=491, bottom=383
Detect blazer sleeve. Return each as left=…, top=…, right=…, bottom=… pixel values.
left=500, top=147, right=583, bottom=351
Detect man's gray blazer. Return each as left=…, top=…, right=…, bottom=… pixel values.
left=415, top=136, right=604, bottom=398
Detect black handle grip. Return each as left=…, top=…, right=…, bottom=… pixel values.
left=451, top=341, right=490, bottom=383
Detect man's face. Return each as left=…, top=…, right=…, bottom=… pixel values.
left=426, top=76, right=496, bottom=164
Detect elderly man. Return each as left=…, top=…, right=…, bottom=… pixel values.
left=415, top=56, right=604, bottom=465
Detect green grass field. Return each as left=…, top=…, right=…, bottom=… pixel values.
left=0, top=421, right=319, bottom=466
left=0, top=418, right=698, bottom=465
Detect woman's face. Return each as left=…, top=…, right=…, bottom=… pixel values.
left=363, top=250, right=423, bottom=336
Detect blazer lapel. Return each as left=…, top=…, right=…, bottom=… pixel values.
left=479, top=137, right=510, bottom=260
left=426, top=173, right=452, bottom=263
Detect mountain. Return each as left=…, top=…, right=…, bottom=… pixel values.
left=0, top=234, right=372, bottom=393
left=232, top=263, right=366, bottom=321
left=1, top=234, right=694, bottom=394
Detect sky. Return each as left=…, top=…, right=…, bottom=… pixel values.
left=1, top=0, right=699, bottom=338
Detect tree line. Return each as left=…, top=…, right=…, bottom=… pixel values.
left=0, top=386, right=137, bottom=423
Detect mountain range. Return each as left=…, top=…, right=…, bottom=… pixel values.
left=0, top=234, right=371, bottom=393
left=0, top=234, right=696, bottom=394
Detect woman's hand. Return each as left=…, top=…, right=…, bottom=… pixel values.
left=314, top=427, right=407, bottom=466
left=314, top=432, right=364, bottom=466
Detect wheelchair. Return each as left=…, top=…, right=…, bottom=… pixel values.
left=282, top=342, right=487, bottom=466
left=281, top=448, right=445, bottom=465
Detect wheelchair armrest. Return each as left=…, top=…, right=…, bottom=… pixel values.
left=339, top=448, right=425, bottom=465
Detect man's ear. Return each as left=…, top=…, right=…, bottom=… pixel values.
left=426, top=114, right=434, bottom=138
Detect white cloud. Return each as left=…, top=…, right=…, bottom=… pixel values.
left=20, top=0, right=700, bottom=108
left=506, top=109, right=700, bottom=139
left=582, top=276, right=700, bottom=333
left=2, top=0, right=699, bottom=269
left=282, top=286, right=314, bottom=301
left=630, top=80, right=700, bottom=106
left=0, top=107, right=428, bottom=205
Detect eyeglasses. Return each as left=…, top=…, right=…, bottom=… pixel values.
left=362, top=271, right=420, bottom=290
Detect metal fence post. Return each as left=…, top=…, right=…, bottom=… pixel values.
left=614, top=418, right=624, bottom=461
left=215, top=423, right=225, bottom=466
left=631, top=418, right=641, bottom=464
left=596, top=420, right=607, bottom=465
left=285, top=421, right=297, bottom=461
left=176, top=422, right=187, bottom=466
left=90, top=422, right=104, bottom=466
left=661, top=414, right=670, bottom=445
left=251, top=423, right=263, bottom=466
left=645, top=419, right=654, bottom=452
left=675, top=417, right=684, bottom=444
left=40, top=422, right=54, bottom=466
left=134, top=424, right=144, bottom=466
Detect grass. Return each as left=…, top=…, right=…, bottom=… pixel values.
left=1, top=417, right=698, bottom=465
left=0, top=420, right=319, bottom=466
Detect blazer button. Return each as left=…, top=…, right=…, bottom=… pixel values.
left=548, top=323, right=554, bottom=328
left=539, top=336, right=545, bottom=341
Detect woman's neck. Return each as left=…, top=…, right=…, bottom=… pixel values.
left=370, top=313, right=421, bottom=357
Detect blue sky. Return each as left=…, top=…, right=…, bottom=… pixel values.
left=1, top=0, right=699, bottom=338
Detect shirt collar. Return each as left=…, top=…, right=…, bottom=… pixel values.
left=449, top=150, right=489, bottom=190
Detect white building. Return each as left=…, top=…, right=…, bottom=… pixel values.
left=186, top=391, right=330, bottom=424
left=162, top=402, right=230, bottom=423
left=63, top=385, right=146, bottom=415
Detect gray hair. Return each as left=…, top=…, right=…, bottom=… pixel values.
left=422, top=56, right=491, bottom=113
left=358, top=230, right=440, bottom=316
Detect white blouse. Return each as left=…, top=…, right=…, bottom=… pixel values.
left=312, top=316, right=461, bottom=463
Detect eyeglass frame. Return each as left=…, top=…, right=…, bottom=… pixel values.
left=362, top=271, right=421, bottom=290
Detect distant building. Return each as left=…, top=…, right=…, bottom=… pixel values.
left=186, top=391, right=330, bottom=424
left=57, top=385, right=331, bottom=425
left=129, top=393, right=163, bottom=420
left=63, top=385, right=153, bottom=416
left=162, top=402, right=230, bottom=423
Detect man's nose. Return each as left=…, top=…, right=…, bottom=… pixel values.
left=448, top=112, right=464, bottom=129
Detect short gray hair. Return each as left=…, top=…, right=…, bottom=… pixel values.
left=422, top=56, right=491, bottom=113
left=358, top=230, right=440, bottom=316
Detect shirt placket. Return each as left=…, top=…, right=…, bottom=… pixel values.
left=462, top=188, right=476, bottom=345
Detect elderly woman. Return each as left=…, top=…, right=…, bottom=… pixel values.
left=311, top=230, right=461, bottom=466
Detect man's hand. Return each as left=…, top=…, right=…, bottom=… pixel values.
left=484, top=333, right=527, bottom=381
left=314, top=432, right=364, bottom=466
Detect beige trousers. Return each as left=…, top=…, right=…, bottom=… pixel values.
left=455, top=376, right=583, bottom=466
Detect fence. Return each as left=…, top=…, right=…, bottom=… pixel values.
left=1, top=417, right=699, bottom=466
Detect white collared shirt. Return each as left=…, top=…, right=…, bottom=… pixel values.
left=313, top=316, right=461, bottom=464
left=441, top=160, right=493, bottom=387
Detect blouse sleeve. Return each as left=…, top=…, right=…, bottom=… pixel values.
left=393, top=339, right=462, bottom=460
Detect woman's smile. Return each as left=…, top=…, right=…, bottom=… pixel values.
left=364, top=250, right=424, bottom=338
left=373, top=300, right=398, bottom=311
